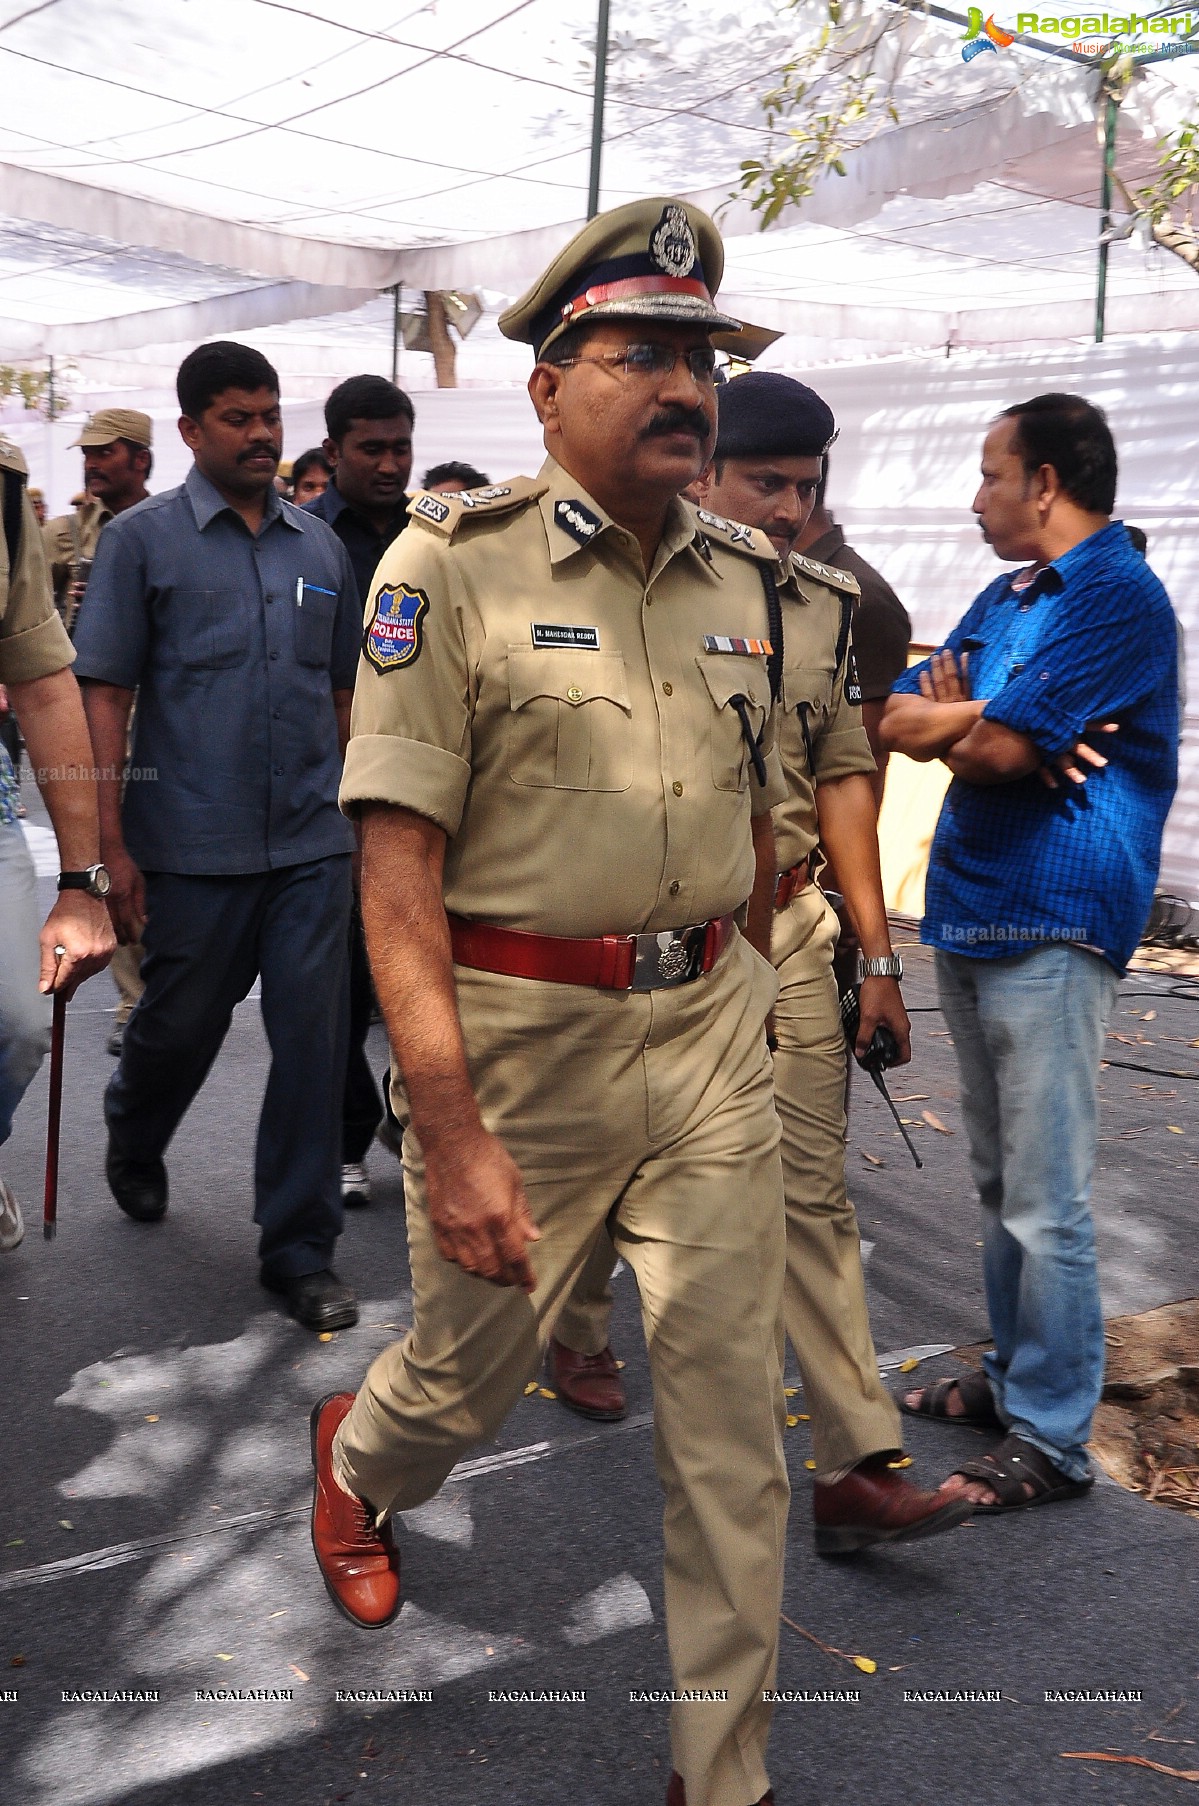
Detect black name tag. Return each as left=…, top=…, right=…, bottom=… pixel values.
left=531, top=623, right=599, bottom=649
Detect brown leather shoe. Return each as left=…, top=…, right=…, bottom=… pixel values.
left=548, top=1338, right=628, bottom=1421
left=310, top=1392, right=400, bottom=1628
left=813, top=1452, right=973, bottom=1555
left=667, top=1774, right=774, bottom=1805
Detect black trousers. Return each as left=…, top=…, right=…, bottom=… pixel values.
left=105, top=855, right=352, bottom=1281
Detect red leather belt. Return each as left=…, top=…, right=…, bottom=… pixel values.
left=447, top=913, right=735, bottom=993
left=773, top=858, right=811, bottom=911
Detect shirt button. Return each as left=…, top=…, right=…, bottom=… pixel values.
left=669, top=879, right=680, bottom=896
left=273, top=766, right=283, bottom=776
left=269, top=651, right=279, bottom=661
left=662, top=682, right=673, bottom=697
left=566, top=685, right=583, bottom=703
left=672, top=780, right=683, bottom=797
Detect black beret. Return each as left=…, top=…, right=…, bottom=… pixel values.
left=716, top=372, right=837, bottom=460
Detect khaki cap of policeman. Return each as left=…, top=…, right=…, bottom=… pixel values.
left=499, top=197, right=742, bottom=360
left=70, top=408, right=153, bottom=449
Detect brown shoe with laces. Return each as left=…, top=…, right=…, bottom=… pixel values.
left=310, top=1392, right=400, bottom=1628
left=548, top=1338, right=627, bottom=1421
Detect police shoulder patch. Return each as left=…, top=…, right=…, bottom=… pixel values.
left=690, top=506, right=777, bottom=562
left=789, top=551, right=861, bottom=596
left=553, top=497, right=604, bottom=546
left=845, top=647, right=863, bottom=706
left=363, top=581, right=429, bottom=674
left=408, top=476, right=545, bottom=541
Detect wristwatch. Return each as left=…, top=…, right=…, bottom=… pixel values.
left=857, top=953, right=903, bottom=982
left=57, top=863, right=112, bottom=900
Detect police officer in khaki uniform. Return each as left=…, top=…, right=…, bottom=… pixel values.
left=42, top=411, right=153, bottom=631
left=0, top=437, right=115, bottom=1247
left=553, top=374, right=970, bottom=1552
left=310, top=200, right=793, bottom=1806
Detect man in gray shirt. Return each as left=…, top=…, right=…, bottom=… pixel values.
left=74, top=341, right=363, bottom=1331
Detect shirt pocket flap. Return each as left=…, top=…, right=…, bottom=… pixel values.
left=696, top=654, right=772, bottom=714
left=507, top=648, right=631, bottom=713
left=782, top=663, right=834, bottom=714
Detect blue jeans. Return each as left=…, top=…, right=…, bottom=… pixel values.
left=935, top=945, right=1119, bottom=1482
left=0, top=819, right=51, bottom=1149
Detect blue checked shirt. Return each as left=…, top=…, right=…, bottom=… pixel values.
left=892, top=522, right=1179, bottom=974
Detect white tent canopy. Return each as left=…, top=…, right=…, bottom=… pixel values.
left=2, top=0, right=1199, bottom=387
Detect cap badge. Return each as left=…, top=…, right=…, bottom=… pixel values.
left=650, top=204, right=698, bottom=280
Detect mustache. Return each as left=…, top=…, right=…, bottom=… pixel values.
left=643, top=406, right=711, bottom=441
left=237, top=444, right=279, bottom=464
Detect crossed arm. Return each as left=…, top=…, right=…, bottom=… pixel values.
left=880, top=650, right=1114, bottom=788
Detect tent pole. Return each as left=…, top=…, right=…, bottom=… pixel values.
left=1095, top=91, right=1118, bottom=343
left=587, top=0, right=610, bottom=219
left=391, top=283, right=401, bottom=382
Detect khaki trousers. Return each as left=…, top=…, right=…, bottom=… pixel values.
left=558, top=887, right=901, bottom=1478
left=770, top=886, right=901, bottom=1474
left=335, top=933, right=789, bottom=1806
left=110, top=940, right=146, bottom=1025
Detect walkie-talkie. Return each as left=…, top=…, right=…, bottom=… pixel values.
left=840, top=987, right=923, bottom=1169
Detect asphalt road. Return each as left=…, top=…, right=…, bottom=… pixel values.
left=2, top=829, right=1198, bottom=1806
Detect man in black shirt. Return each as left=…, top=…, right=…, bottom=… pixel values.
left=304, top=376, right=416, bottom=1206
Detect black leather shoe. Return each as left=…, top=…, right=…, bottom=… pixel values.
left=262, top=1269, right=359, bottom=1332
left=105, top=1141, right=168, bottom=1222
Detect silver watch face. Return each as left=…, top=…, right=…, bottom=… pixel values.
left=91, top=864, right=112, bottom=898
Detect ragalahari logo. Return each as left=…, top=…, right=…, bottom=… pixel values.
left=961, top=7, right=1016, bottom=56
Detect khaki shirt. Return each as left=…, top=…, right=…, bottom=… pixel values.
left=0, top=440, right=74, bottom=685
left=770, top=551, right=875, bottom=873
left=42, top=498, right=111, bottom=610
left=341, top=457, right=788, bottom=938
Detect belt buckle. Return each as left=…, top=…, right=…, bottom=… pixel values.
left=629, top=925, right=707, bottom=992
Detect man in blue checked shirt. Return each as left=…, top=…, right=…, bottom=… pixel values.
left=882, top=392, right=1178, bottom=1515
left=75, top=342, right=363, bottom=1333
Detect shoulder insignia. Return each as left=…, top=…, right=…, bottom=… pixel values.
left=789, top=551, right=861, bottom=597
left=408, top=476, right=545, bottom=541
left=0, top=438, right=28, bottom=478
left=691, top=506, right=777, bottom=562
left=553, top=497, right=604, bottom=547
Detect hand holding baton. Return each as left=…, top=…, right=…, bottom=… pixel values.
left=840, top=986, right=923, bottom=1170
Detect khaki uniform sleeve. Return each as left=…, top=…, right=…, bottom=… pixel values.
left=1, top=485, right=74, bottom=684
left=339, top=529, right=475, bottom=834
left=811, top=622, right=875, bottom=785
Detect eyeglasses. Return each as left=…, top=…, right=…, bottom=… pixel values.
left=555, top=344, right=719, bottom=383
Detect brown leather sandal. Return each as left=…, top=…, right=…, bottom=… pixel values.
left=897, top=1368, right=1004, bottom=1430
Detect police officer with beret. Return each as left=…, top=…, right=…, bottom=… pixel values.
left=311, top=199, right=793, bottom=1806
left=554, top=372, right=970, bottom=1552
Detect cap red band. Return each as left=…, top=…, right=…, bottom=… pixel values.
left=561, top=273, right=712, bottom=323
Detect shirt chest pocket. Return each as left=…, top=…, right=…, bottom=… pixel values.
left=782, top=661, right=835, bottom=721
left=506, top=648, right=633, bottom=791
left=169, top=588, right=251, bottom=670
left=294, top=590, right=336, bottom=667
left=697, top=656, right=772, bottom=793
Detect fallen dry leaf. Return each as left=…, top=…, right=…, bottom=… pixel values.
left=803, top=1459, right=816, bottom=1470
left=860, top=1152, right=885, bottom=1167
left=898, top=1358, right=921, bottom=1373
left=894, top=1094, right=929, bottom=1102
left=523, top=1382, right=538, bottom=1396
left=780, top=1611, right=877, bottom=1677
left=537, top=1387, right=556, bottom=1400
left=289, top=1664, right=309, bottom=1683
left=215, top=1653, right=233, bottom=1662
left=1141, top=1010, right=1158, bottom=1021
left=144, top=1415, right=159, bottom=1423
left=786, top=1415, right=800, bottom=1429
left=1060, top=1753, right=1199, bottom=1782
left=318, top=1332, right=333, bottom=1343
left=1168, top=1125, right=1184, bottom=1134
left=921, top=1110, right=952, bottom=1134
